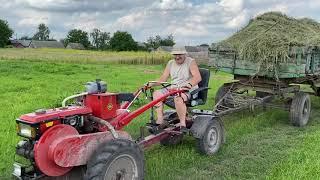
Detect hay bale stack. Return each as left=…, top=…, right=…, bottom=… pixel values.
left=218, top=12, right=320, bottom=66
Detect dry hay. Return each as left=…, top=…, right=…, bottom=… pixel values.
left=218, top=12, right=320, bottom=71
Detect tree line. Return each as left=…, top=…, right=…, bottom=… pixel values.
left=0, top=19, right=175, bottom=51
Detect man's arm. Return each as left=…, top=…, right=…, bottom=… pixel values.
left=187, top=60, right=202, bottom=87
left=149, top=62, right=170, bottom=87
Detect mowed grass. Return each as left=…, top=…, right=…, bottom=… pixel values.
left=1, top=57, right=320, bottom=179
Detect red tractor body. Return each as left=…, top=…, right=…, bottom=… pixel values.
left=13, top=76, right=224, bottom=179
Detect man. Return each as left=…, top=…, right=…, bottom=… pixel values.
left=152, top=46, right=202, bottom=132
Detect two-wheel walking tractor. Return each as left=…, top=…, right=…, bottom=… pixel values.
left=13, top=68, right=225, bottom=179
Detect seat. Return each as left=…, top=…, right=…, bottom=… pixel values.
left=164, top=68, right=211, bottom=108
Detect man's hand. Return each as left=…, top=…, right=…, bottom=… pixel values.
left=180, top=83, right=192, bottom=91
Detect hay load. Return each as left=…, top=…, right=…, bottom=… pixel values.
left=210, top=12, right=320, bottom=79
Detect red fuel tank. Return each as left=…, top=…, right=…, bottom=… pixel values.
left=84, top=93, right=120, bottom=120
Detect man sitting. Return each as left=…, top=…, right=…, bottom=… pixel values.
left=152, top=46, right=202, bottom=133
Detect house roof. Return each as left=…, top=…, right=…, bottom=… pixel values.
left=185, top=46, right=208, bottom=52
left=10, top=40, right=32, bottom=47
left=31, top=41, right=64, bottom=48
left=157, top=46, right=173, bottom=52
left=66, top=43, right=85, bottom=49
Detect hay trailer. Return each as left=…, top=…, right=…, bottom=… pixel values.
left=208, top=46, right=320, bottom=126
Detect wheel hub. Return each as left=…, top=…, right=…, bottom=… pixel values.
left=207, top=128, right=217, bottom=147
left=104, top=154, right=138, bottom=180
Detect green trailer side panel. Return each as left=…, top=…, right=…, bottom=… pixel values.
left=207, top=46, right=320, bottom=79
left=209, top=52, right=307, bottom=78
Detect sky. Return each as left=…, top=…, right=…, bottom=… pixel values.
left=1, top=0, right=320, bottom=45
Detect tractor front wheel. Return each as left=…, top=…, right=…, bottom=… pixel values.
left=85, top=139, right=144, bottom=180
left=197, top=120, right=223, bottom=155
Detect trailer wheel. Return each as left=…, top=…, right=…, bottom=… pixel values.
left=197, top=120, right=223, bottom=155
left=85, top=139, right=144, bottom=180
left=215, top=84, right=229, bottom=104
left=290, top=92, right=311, bottom=127
left=160, top=134, right=183, bottom=146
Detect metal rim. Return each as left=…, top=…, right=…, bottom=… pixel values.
left=104, top=154, right=138, bottom=180
left=206, top=127, right=218, bottom=151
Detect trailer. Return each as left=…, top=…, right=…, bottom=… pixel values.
left=208, top=45, right=320, bottom=126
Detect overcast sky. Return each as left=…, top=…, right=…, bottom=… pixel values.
left=1, top=0, right=320, bottom=45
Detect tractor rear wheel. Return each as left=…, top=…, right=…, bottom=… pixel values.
left=197, top=120, right=223, bottom=155
left=85, top=139, right=144, bottom=180
left=290, top=92, right=311, bottom=127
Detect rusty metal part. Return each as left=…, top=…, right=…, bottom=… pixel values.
left=88, top=115, right=119, bottom=139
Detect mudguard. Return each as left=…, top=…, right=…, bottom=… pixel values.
left=190, top=115, right=225, bottom=143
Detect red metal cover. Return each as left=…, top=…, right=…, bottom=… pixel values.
left=19, top=106, right=92, bottom=124
left=34, top=124, right=79, bottom=176
left=49, top=131, right=131, bottom=167
left=84, top=93, right=120, bottom=120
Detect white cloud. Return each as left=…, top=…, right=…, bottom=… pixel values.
left=219, top=0, right=244, bottom=13
left=1, top=0, right=320, bottom=45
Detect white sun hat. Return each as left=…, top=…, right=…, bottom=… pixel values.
left=171, top=46, right=187, bottom=55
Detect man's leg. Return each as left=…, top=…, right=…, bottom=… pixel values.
left=153, top=90, right=164, bottom=124
left=174, top=94, right=188, bottom=127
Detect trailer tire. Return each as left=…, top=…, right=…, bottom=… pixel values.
left=85, top=139, right=144, bottom=180
left=290, top=92, right=311, bottom=127
left=215, top=84, right=228, bottom=104
left=197, top=120, right=223, bottom=155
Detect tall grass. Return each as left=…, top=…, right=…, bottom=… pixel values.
left=0, top=48, right=172, bottom=65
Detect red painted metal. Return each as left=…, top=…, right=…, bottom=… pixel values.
left=84, top=93, right=120, bottom=120
left=20, top=106, right=92, bottom=124
left=48, top=131, right=131, bottom=167
left=34, top=124, right=79, bottom=176
left=114, top=89, right=185, bottom=129
left=19, top=86, right=186, bottom=177
left=39, top=119, right=61, bottom=134
left=120, top=89, right=141, bottom=109
left=138, top=127, right=179, bottom=148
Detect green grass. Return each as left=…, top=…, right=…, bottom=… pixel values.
left=0, top=48, right=171, bottom=65
left=1, top=53, right=320, bottom=179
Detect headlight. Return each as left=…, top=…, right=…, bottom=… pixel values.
left=17, top=123, right=36, bottom=138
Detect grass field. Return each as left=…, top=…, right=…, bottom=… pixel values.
left=1, top=49, right=320, bottom=179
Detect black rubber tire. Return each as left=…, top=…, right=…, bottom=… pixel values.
left=290, top=92, right=311, bottom=127
left=312, top=86, right=320, bottom=96
left=197, top=120, right=223, bottom=155
left=160, top=134, right=184, bottom=146
left=215, top=84, right=229, bottom=104
left=85, top=139, right=144, bottom=180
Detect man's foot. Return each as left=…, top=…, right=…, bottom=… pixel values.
left=179, top=126, right=189, bottom=134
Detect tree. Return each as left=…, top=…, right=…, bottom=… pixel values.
left=33, top=23, right=50, bottom=41
left=90, top=28, right=110, bottom=50
left=91, top=28, right=100, bottom=49
left=145, top=34, right=175, bottom=49
left=109, top=31, right=137, bottom=51
left=65, top=29, right=90, bottom=48
left=0, top=19, right=13, bottom=48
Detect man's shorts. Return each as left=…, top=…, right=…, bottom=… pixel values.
left=159, top=88, right=198, bottom=102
